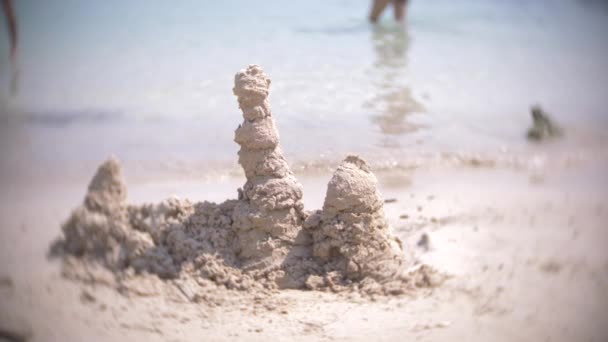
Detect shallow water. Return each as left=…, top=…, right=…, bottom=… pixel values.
left=1, top=0, right=607, bottom=172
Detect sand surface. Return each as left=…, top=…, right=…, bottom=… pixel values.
left=2, top=62, right=608, bottom=341
left=1, top=151, right=607, bottom=341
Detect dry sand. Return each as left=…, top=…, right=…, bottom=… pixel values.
left=1, top=65, right=608, bottom=341
left=2, top=162, right=607, bottom=341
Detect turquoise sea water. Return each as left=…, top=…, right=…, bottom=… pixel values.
left=1, top=0, right=608, bottom=171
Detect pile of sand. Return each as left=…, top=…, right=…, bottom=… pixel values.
left=50, top=65, right=441, bottom=304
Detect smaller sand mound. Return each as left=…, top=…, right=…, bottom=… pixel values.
left=58, top=158, right=153, bottom=272
left=305, top=156, right=405, bottom=280
left=303, top=156, right=439, bottom=295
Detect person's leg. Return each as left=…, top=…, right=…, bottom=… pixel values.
left=2, top=0, right=17, bottom=67
left=1, top=0, right=18, bottom=95
left=369, top=0, right=392, bottom=23
left=393, top=0, right=408, bottom=22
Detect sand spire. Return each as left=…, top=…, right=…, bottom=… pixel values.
left=231, top=65, right=306, bottom=271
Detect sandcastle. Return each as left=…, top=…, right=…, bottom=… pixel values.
left=231, top=65, right=307, bottom=273
left=53, top=65, right=437, bottom=296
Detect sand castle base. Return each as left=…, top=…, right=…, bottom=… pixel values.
left=50, top=65, right=442, bottom=300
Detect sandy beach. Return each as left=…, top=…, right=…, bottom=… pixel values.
left=2, top=1, right=608, bottom=341
left=1, top=118, right=607, bottom=341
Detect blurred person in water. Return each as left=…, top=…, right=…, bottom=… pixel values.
left=369, top=0, right=409, bottom=23
left=2, top=0, right=18, bottom=95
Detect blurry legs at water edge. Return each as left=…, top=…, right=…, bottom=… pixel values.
left=393, top=0, right=408, bottom=22
left=369, top=0, right=391, bottom=23
left=369, top=0, right=409, bottom=23
left=2, top=0, right=18, bottom=96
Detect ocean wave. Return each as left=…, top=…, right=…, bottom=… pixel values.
left=0, top=109, right=127, bottom=127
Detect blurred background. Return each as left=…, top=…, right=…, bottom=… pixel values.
left=0, top=0, right=607, bottom=183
